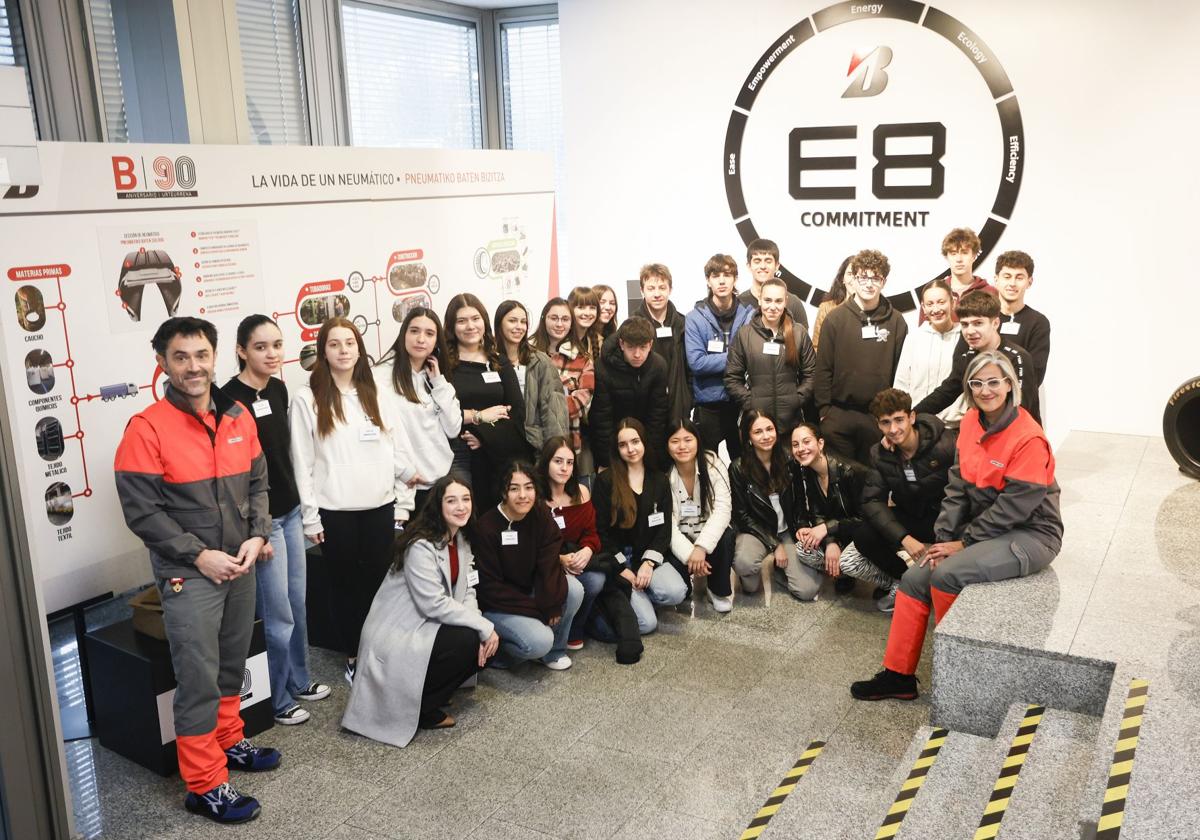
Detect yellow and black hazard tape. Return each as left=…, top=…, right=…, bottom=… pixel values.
left=874, top=727, right=949, bottom=839
left=973, top=703, right=1045, bottom=840
left=1095, top=678, right=1149, bottom=839
left=738, top=740, right=825, bottom=840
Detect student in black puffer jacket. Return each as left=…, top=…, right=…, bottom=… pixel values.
left=857, top=389, right=958, bottom=595
left=725, top=277, right=816, bottom=433
left=591, top=317, right=669, bottom=468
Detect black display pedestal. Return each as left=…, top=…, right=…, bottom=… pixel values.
left=84, top=618, right=273, bottom=777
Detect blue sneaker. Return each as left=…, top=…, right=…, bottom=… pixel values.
left=184, top=781, right=261, bottom=824
left=224, top=739, right=282, bottom=772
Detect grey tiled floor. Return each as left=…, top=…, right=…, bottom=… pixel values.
left=59, top=432, right=1199, bottom=839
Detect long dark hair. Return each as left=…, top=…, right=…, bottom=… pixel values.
left=593, top=283, right=618, bottom=339
left=310, top=317, right=384, bottom=438
left=494, top=299, right=531, bottom=366
left=666, top=418, right=714, bottom=518
left=739, top=409, right=789, bottom=493
left=535, top=435, right=582, bottom=505
left=825, top=255, right=853, bottom=305
left=444, top=293, right=501, bottom=374
left=608, top=417, right=650, bottom=528
left=234, top=314, right=278, bottom=372
left=379, top=307, right=447, bottom=404
left=530, top=297, right=571, bottom=354
left=391, top=473, right=475, bottom=572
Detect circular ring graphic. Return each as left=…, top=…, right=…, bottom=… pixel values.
left=723, top=1, right=1025, bottom=311
left=347, top=271, right=366, bottom=293
left=472, top=248, right=490, bottom=279
left=428, top=274, right=441, bottom=295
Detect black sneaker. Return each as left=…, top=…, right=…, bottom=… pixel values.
left=850, top=669, right=919, bottom=701
left=834, top=575, right=856, bottom=595
left=184, top=781, right=260, bottom=824
left=295, top=682, right=331, bottom=701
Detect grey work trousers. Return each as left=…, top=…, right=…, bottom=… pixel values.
left=898, top=530, right=1059, bottom=603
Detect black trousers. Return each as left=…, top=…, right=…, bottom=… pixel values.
left=852, top=511, right=938, bottom=581
left=820, top=405, right=880, bottom=467
left=695, top=402, right=742, bottom=461
left=319, top=502, right=395, bottom=658
left=419, top=624, right=480, bottom=727
left=696, top=526, right=735, bottom=596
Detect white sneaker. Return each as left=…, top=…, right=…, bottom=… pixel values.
left=541, top=655, right=572, bottom=671
left=706, top=589, right=733, bottom=613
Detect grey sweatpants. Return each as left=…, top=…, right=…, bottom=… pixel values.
left=158, top=568, right=257, bottom=736
left=733, top=533, right=824, bottom=601
left=898, top=530, right=1058, bottom=603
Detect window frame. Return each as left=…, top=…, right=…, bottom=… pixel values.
left=490, top=4, right=557, bottom=152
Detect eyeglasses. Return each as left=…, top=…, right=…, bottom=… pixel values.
left=967, top=377, right=1008, bottom=392
left=853, top=274, right=882, bottom=287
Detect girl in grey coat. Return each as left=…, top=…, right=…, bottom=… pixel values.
left=343, top=475, right=499, bottom=747
left=496, top=300, right=570, bottom=451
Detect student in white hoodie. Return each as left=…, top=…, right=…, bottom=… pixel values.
left=291, top=317, right=415, bottom=685
left=894, top=280, right=966, bottom=426
left=375, top=307, right=462, bottom=516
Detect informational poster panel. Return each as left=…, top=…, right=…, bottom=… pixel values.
left=0, top=142, right=555, bottom=613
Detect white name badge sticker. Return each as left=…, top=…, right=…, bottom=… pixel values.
left=656, top=326, right=673, bottom=338
left=903, top=466, right=918, bottom=483
left=1000, top=321, right=1021, bottom=335
left=680, top=502, right=700, bottom=518
left=466, top=569, right=480, bottom=587
left=359, top=424, right=381, bottom=442
left=707, top=339, right=725, bottom=353
left=861, top=325, right=878, bottom=340
left=763, top=342, right=781, bottom=356
left=501, top=530, right=519, bottom=546
left=481, top=370, right=502, bottom=384
left=647, top=511, right=665, bottom=527
left=554, top=514, right=566, bottom=530
left=252, top=399, right=271, bottom=417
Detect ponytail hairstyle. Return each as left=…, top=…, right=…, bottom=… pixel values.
left=391, top=473, right=475, bottom=573
left=494, top=299, right=532, bottom=366
left=738, top=409, right=789, bottom=493
left=443, top=293, right=501, bottom=374
left=234, top=313, right=279, bottom=372
left=535, top=435, right=582, bottom=505
left=531, top=297, right=572, bottom=354
left=666, top=418, right=715, bottom=518
left=380, top=306, right=448, bottom=404
left=761, top=277, right=800, bottom=368
left=310, top=317, right=384, bottom=438
left=608, top=417, right=649, bottom=529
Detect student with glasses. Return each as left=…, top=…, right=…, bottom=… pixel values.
left=852, top=350, right=1061, bottom=701
left=812, top=249, right=908, bottom=464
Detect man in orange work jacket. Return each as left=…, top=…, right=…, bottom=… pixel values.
left=114, top=316, right=280, bottom=825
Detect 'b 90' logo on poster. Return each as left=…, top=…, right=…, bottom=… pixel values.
left=724, top=0, right=1024, bottom=311
left=111, top=155, right=199, bottom=200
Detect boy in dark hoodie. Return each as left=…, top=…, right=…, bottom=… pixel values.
left=813, top=249, right=908, bottom=464
left=632, top=263, right=692, bottom=424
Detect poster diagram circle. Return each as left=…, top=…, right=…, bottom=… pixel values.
left=428, top=274, right=441, bottom=294
left=25, top=348, right=55, bottom=395
left=35, top=417, right=65, bottom=461
left=352, top=315, right=369, bottom=335
left=347, top=271, right=366, bottom=293
left=46, top=481, right=74, bottom=525
left=722, top=1, right=1025, bottom=310
left=473, top=248, right=490, bottom=279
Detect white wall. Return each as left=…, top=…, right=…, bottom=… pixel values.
left=559, top=0, right=1200, bottom=440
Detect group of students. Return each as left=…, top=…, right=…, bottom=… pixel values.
left=114, top=225, right=1063, bottom=824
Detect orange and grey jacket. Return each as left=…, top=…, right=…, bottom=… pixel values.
left=114, top=384, right=271, bottom=579
left=934, top=405, right=1063, bottom=549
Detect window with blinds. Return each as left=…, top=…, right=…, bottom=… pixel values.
left=237, top=0, right=310, bottom=145
left=1, top=0, right=36, bottom=132
left=87, top=0, right=130, bottom=142
left=341, top=2, right=482, bottom=149
left=500, top=18, right=565, bottom=251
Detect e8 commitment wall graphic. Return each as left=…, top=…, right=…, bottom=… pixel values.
left=0, top=142, right=554, bottom=613
left=724, top=0, right=1024, bottom=310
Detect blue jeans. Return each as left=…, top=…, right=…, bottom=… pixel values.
left=590, top=557, right=688, bottom=639
left=569, top=570, right=607, bottom=641
left=484, top=574, right=584, bottom=664
left=257, top=505, right=313, bottom=714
